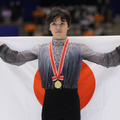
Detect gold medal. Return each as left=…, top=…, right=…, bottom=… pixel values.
left=54, top=80, right=62, bottom=89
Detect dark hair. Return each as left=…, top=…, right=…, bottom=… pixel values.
left=46, top=7, right=71, bottom=27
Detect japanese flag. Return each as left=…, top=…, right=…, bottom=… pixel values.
left=0, top=36, right=120, bottom=120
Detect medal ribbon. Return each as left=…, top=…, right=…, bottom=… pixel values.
left=49, top=38, right=69, bottom=82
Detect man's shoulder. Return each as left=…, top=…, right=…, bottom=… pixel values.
left=69, top=42, right=82, bottom=47
left=39, top=43, right=49, bottom=47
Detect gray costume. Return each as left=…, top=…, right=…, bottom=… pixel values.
left=0, top=38, right=120, bottom=89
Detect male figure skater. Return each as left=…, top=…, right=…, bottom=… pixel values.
left=0, top=7, right=120, bottom=120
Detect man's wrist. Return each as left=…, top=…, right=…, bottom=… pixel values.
left=0, top=44, right=5, bottom=51
left=116, top=46, right=120, bottom=55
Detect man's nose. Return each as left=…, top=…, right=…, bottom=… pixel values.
left=56, top=25, right=61, bottom=29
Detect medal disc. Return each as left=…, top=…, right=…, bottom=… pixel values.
left=54, top=80, right=62, bottom=89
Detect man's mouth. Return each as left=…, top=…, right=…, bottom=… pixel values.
left=56, top=31, right=62, bottom=33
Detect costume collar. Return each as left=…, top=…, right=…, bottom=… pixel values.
left=52, top=37, right=67, bottom=46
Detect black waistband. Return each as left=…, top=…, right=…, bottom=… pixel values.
left=44, top=88, right=78, bottom=100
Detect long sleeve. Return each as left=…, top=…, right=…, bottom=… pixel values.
left=0, top=44, right=39, bottom=66
left=80, top=44, right=120, bottom=67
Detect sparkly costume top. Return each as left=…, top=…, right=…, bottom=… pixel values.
left=0, top=38, right=120, bottom=89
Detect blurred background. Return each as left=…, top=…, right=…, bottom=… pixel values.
left=0, top=0, right=120, bottom=36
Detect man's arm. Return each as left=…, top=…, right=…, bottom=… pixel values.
left=80, top=44, right=120, bottom=67
left=0, top=42, right=39, bottom=66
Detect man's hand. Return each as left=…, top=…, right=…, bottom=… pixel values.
left=0, top=42, right=3, bottom=46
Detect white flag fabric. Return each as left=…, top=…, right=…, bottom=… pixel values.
left=0, top=36, right=120, bottom=120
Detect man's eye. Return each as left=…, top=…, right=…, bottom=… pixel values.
left=61, top=23, right=65, bottom=25
left=52, top=23, right=56, bottom=25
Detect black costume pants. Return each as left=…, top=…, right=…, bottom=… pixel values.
left=42, top=88, right=81, bottom=120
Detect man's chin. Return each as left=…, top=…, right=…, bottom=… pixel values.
left=54, top=36, right=66, bottom=40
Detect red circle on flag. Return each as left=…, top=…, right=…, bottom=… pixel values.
left=34, top=61, right=95, bottom=109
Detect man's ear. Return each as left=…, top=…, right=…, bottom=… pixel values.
left=67, top=26, right=70, bottom=30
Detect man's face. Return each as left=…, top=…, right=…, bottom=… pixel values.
left=49, top=17, right=70, bottom=40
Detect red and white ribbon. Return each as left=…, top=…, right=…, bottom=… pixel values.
left=49, top=38, right=69, bottom=82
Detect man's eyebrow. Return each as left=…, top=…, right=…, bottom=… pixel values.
left=52, top=19, right=66, bottom=22
left=61, top=20, right=66, bottom=22
left=51, top=21, right=66, bottom=23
